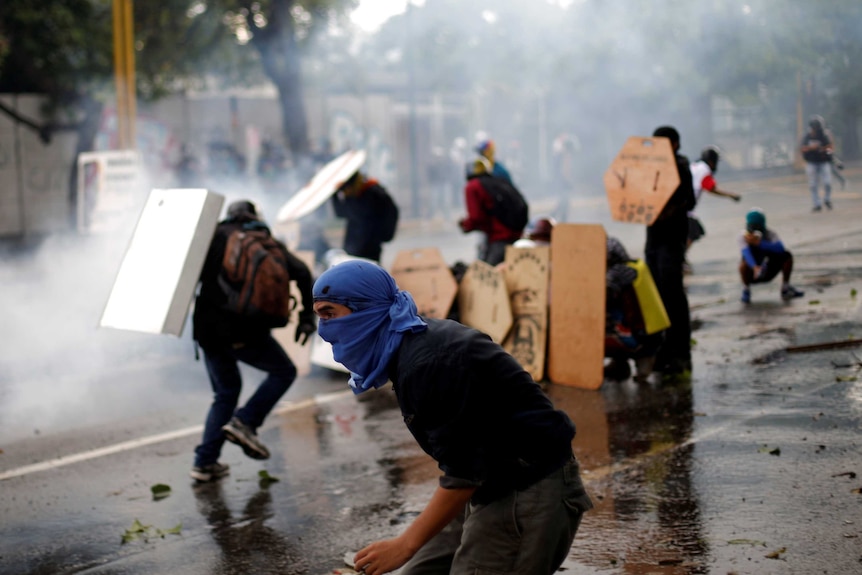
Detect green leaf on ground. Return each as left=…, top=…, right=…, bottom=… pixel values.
left=150, top=483, right=171, bottom=500
left=121, top=518, right=182, bottom=545
left=836, top=375, right=858, bottom=382
left=155, top=523, right=182, bottom=538
left=259, top=470, right=280, bottom=487
left=808, top=300, right=820, bottom=305
left=121, top=519, right=151, bottom=544
left=851, top=288, right=857, bottom=298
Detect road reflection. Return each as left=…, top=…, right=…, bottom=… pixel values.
left=193, top=482, right=308, bottom=574
left=549, top=377, right=708, bottom=573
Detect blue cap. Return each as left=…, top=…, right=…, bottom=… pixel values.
left=745, top=209, right=766, bottom=232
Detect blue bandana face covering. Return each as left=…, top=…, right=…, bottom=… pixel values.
left=313, top=260, right=427, bottom=393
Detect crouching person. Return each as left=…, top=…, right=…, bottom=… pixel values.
left=604, top=237, right=663, bottom=383
left=739, top=208, right=804, bottom=304
left=312, top=260, right=593, bottom=575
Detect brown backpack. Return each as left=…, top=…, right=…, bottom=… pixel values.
left=218, top=226, right=293, bottom=327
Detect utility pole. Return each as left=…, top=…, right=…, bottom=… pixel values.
left=795, top=71, right=803, bottom=170
left=112, top=0, right=136, bottom=149
left=406, top=0, right=420, bottom=218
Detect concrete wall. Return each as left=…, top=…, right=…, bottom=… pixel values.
left=0, top=95, right=79, bottom=236
left=0, top=90, right=464, bottom=238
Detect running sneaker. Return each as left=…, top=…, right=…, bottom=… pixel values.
left=190, top=462, right=230, bottom=483
left=741, top=288, right=751, bottom=304
left=781, top=285, right=805, bottom=301
left=223, top=417, right=270, bottom=460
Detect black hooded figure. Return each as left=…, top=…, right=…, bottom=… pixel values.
left=644, top=126, right=695, bottom=375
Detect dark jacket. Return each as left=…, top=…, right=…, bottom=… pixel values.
left=800, top=131, right=832, bottom=164
left=646, top=153, right=695, bottom=252
left=331, top=181, right=398, bottom=262
left=389, top=318, right=575, bottom=505
left=192, top=217, right=313, bottom=348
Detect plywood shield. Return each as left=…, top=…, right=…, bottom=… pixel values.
left=548, top=223, right=606, bottom=389
left=390, top=247, right=458, bottom=319
left=100, top=188, right=224, bottom=336
left=603, top=136, right=680, bottom=225
left=276, top=149, right=366, bottom=223
left=502, top=245, right=550, bottom=382
left=272, top=250, right=316, bottom=377
left=457, top=260, right=513, bottom=344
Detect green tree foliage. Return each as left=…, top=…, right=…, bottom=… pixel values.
left=0, top=0, right=355, bottom=153
left=0, top=0, right=112, bottom=138
left=0, top=0, right=355, bottom=218
left=203, top=0, right=356, bottom=158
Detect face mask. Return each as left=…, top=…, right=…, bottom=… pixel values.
left=317, top=305, right=396, bottom=393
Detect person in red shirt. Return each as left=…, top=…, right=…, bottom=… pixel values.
left=458, top=157, right=524, bottom=265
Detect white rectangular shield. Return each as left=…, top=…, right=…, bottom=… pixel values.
left=100, top=188, right=225, bottom=336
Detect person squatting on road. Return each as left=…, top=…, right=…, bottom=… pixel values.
left=739, top=208, right=804, bottom=304
left=686, top=146, right=741, bottom=272
left=645, top=126, right=696, bottom=376
left=800, top=115, right=834, bottom=212
left=312, top=260, right=593, bottom=575
left=459, top=156, right=526, bottom=266
left=331, top=170, right=400, bottom=263
left=190, top=200, right=316, bottom=483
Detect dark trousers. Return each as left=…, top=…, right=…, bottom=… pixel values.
left=480, top=238, right=513, bottom=266
left=646, top=243, right=691, bottom=367
left=194, top=334, right=297, bottom=467
left=401, top=457, right=592, bottom=574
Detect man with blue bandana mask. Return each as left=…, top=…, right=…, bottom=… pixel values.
left=313, top=260, right=593, bottom=575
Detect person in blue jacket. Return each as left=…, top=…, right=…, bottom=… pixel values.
left=739, top=208, right=804, bottom=304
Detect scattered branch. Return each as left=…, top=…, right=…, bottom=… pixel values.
left=786, top=339, right=862, bottom=353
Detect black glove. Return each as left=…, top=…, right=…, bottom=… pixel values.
left=294, top=313, right=316, bottom=346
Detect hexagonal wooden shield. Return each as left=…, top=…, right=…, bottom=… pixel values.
left=603, top=136, right=680, bottom=225
left=457, top=260, right=513, bottom=344
left=390, top=247, right=458, bottom=319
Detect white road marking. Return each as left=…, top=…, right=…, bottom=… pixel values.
left=0, top=390, right=354, bottom=481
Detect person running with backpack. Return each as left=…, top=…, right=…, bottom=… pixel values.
left=190, top=200, right=316, bottom=483
left=458, top=156, right=528, bottom=266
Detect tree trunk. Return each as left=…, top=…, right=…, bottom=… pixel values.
left=250, top=0, right=309, bottom=164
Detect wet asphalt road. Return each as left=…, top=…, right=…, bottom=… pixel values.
left=2, top=167, right=862, bottom=574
